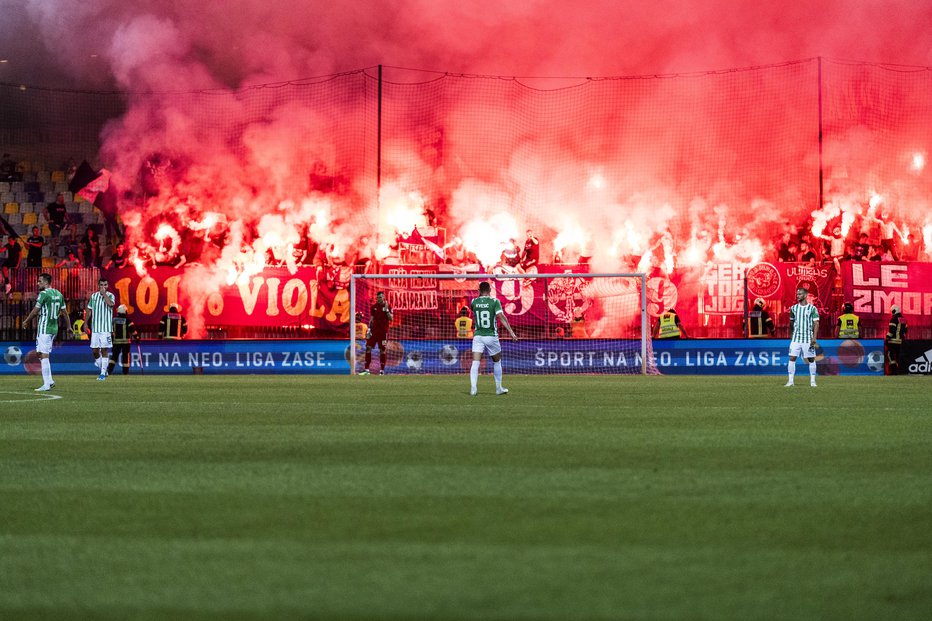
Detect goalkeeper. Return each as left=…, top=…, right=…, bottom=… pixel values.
left=360, top=291, right=393, bottom=375
left=469, top=281, right=518, bottom=396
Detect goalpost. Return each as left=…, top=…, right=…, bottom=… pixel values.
left=350, top=272, right=653, bottom=376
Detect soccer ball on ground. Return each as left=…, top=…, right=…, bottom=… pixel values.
left=866, top=350, right=884, bottom=373
left=4, top=345, right=22, bottom=366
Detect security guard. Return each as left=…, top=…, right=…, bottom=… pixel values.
left=835, top=302, right=860, bottom=339
left=72, top=317, right=89, bottom=340
left=109, top=304, right=140, bottom=375
left=159, top=305, right=188, bottom=340
left=354, top=312, right=368, bottom=340
left=655, top=308, right=687, bottom=339
left=884, top=305, right=907, bottom=375
left=746, top=298, right=775, bottom=338
left=454, top=307, right=473, bottom=338
left=571, top=315, right=590, bottom=338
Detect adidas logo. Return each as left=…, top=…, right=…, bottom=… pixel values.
left=907, top=348, right=932, bottom=374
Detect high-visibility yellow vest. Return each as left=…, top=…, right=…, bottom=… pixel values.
left=837, top=313, right=860, bottom=338
left=355, top=321, right=368, bottom=339
left=657, top=313, right=682, bottom=339
left=454, top=316, right=473, bottom=338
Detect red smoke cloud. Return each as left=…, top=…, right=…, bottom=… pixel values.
left=6, top=2, right=932, bottom=334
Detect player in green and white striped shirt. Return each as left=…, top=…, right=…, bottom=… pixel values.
left=469, top=281, right=518, bottom=396
left=23, top=272, right=72, bottom=392
left=786, top=286, right=820, bottom=387
left=85, top=278, right=116, bottom=381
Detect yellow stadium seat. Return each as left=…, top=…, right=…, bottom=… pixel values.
left=4, top=202, right=18, bottom=214
left=22, top=212, right=38, bottom=225
left=75, top=194, right=85, bottom=203
left=50, top=171, right=66, bottom=182
left=42, top=257, right=56, bottom=268
left=41, top=225, right=51, bottom=236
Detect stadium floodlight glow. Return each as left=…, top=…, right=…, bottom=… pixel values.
left=350, top=272, right=652, bottom=376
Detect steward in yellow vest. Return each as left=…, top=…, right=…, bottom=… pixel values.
left=454, top=307, right=473, bottom=338
left=655, top=309, right=686, bottom=339
left=835, top=303, right=860, bottom=338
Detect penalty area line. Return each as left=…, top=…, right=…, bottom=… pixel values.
left=0, top=391, right=64, bottom=403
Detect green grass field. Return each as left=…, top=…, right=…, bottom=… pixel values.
left=1, top=373, right=931, bottom=620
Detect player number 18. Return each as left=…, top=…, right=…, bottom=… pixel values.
left=476, top=309, right=492, bottom=329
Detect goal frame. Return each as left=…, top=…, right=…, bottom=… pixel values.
left=350, top=272, right=649, bottom=375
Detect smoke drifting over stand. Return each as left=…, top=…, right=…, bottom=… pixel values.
left=3, top=1, right=931, bottom=334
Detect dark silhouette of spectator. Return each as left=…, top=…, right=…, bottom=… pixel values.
left=797, top=241, right=816, bottom=263
left=501, top=238, right=521, bottom=268
left=78, top=228, right=101, bottom=267
left=522, top=230, right=540, bottom=272
left=851, top=233, right=870, bottom=261
left=105, top=243, right=130, bottom=269
left=776, top=232, right=795, bottom=262
left=44, top=193, right=71, bottom=252
left=26, top=227, right=44, bottom=267
left=2, top=235, right=23, bottom=282
left=56, top=251, right=81, bottom=268
left=0, top=153, right=20, bottom=182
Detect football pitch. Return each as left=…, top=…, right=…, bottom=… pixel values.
left=1, top=374, right=930, bottom=620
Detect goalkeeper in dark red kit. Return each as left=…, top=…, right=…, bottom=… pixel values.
left=360, top=291, right=393, bottom=375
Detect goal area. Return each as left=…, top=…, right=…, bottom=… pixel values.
left=350, top=272, right=654, bottom=375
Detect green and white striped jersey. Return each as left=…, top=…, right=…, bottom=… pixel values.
left=87, top=291, right=115, bottom=333
left=35, top=288, right=65, bottom=336
left=789, top=302, right=819, bottom=343
left=471, top=295, right=503, bottom=337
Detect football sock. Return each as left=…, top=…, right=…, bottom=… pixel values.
left=379, top=351, right=386, bottom=369
left=364, top=350, right=371, bottom=369
left=41, top=358, right=52, bottom=386
left=101, top=356, right=109, bottom=375
left=809, top=362, right=817, bottom=378
left=493, top=361, right=503, bottom=389
left=470, top=361, right=480, bottom=391
left=787, top=360, right=796, bottom=379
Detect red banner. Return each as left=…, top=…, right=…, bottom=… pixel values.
left=842, top=262, right=932, bottom=318
left=101, top=266, right=351, bottom=329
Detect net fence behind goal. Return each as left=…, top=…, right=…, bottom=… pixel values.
left=350, top=272, right=654, bottom=375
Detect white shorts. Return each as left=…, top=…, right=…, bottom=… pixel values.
left=36, top=334, right=54, bottom=354
left=788, top=341, right=816, bottom=359
left=90, top=332, right=112, bottom=349
left=472, top=335, right=502, bottom=357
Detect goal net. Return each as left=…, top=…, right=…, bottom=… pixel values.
left=350, top=272, right=654, bottom=375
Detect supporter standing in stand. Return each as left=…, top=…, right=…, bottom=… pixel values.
left=521, top=230, right=540, bottom=272
left=44, top=193, right=70, bottom=254
left=26, top=227, right=44, bottom=268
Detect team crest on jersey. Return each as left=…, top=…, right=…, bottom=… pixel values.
left=746, top=262, right=781, bottom=298
left=547, top=277, right=591, bottom=322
